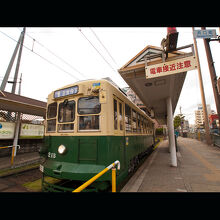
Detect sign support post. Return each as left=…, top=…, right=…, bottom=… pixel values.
left=192, top=27, right=212, bottom=145
left=201, top=27, right=220, bottom=133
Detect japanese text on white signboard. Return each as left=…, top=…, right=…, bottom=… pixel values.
left=146, top=56, right=197, bottom=79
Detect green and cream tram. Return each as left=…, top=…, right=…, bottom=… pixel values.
left=40, top=78, right=155, bottom=192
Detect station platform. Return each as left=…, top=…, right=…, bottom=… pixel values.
left=0, top=152, right=42, bottom=173
left=121, top=137, right=220, bottom=192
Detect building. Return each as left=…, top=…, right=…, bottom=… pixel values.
left=195, top=104, right=217, bottom=131
left=122, top=87, right=147, bottom=113
left=209, top=114, right=219, bottom=130
left=195, top=104, right=212, bottom=129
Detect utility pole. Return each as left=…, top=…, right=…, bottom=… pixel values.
left=0, top=33, right=22, bottom=91
left=201, top=27, right=220, bottom=133
left=11, top=27, right=26, bottom=94
left=0, top=27, right=26, bottom=165
left=192, top=27, right=212, bottom=145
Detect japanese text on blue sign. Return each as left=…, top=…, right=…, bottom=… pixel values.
left=54, top=85, right=78, bottom=98
left=193, top=29, right=217, bottom=39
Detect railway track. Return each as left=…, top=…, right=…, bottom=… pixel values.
left=0, top=166, right=42, bottom=192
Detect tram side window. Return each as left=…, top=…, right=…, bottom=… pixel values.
left=147, top=120, right=150, bottom=134
left=132, top=110, right=137, bottom=133
left=140, top=116, right=143, bottom=133
left=47, top=102, right=57, bottom=119
left=143, top=119, right=147, bottom=134
left=114, top=99, right=117, bottom=130
left=47, top=102, right=57, bottom=132
left=125, top=104, right=132, bottom=132
left=137, top=113, right=141, bottom=133
left=119, top=102, right=123, bottom=130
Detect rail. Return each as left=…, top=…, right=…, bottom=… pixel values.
left=0, top=145, right=20, bottom=165
left=72, top=160, right=120, bottom=192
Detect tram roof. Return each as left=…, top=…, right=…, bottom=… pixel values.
left=118, top=45, right=189, bottom=125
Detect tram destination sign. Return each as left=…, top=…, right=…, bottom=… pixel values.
left=146, top=56, right=197, bottom=79
left=54, top=85, right=78, bottom=98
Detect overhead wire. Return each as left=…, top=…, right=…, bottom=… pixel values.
left=21, top=28, right=88, bottom=79
left=77, top=28, right=117, bottom=73
left=89, top=28, right=119, bottom=68
left=0, top=29, right=80, bottom=81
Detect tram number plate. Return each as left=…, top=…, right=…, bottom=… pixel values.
left=48, top=152, right=56, bottom=159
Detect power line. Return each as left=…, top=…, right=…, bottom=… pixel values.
left=77, top=28, right=117, bottom=73
left=22, top=29, right=88, bottom=79
left=89, top=28, right=119, bottom=68
left=0, top=29, right=80, bottom=81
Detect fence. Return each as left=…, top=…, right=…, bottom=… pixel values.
left=186, top=132, right=220, bottom=148
left=0, top=110, right=44, bottom=157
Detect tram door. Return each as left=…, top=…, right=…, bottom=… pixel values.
left=113, top=96, right=125, bottom=171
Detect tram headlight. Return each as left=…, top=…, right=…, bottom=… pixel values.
left=58, top=145, right=66, bottom=154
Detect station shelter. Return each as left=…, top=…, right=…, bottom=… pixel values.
left=118, top=44, right=197, bottom=167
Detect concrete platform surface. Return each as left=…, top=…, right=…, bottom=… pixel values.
left=0, top=152, right=42, bottom=171
left=121, top=137, right=220, bottom=192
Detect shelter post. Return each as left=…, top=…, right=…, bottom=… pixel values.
left=166, top=96, right=177, bottom=167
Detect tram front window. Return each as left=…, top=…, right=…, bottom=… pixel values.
left=78, top=96, right=101, bottom=131
left=58, top=100, right=75, bottom=123
left=78, top=96, right=101, bottom=114
left=58, top=100, right=75, bottom=132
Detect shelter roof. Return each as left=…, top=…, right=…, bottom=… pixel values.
left=0, top=90, right=46, bottom=117
left=118, top=45, right=190, bottom=124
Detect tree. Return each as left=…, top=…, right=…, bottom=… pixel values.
left=173, top=114, right=185, bottom=129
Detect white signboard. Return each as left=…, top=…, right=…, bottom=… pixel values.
left=0, top=122, right=15, bottom=139
left=20, top=123, right=44, bottom=139
left=146, top=56, right=197, bottom=79
left=193, top=29, right=217, bottom=39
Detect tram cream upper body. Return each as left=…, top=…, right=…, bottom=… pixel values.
left=45, top=79, right=154, bottom=137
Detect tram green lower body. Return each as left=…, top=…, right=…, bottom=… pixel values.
left=41, top=135, right=154, bottom=191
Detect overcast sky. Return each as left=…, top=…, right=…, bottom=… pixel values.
left=0, top=27, right=219, bottom=124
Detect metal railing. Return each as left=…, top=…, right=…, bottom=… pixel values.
left=0, top=144, right=20, bottom=165
left=72, top=160, right=120, bottom=193
left=186, top=132, right=220, bottom=148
